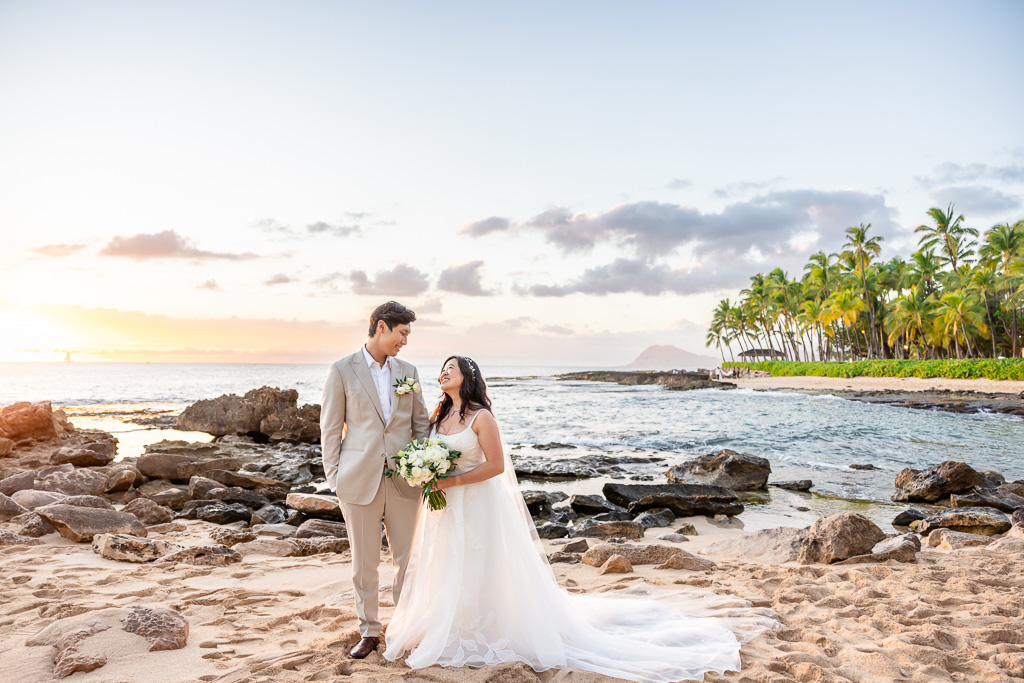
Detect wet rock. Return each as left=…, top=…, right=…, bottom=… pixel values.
left=196, top=502, right=252, bottom=525
left=0, top=492, right=28, bottom=521
left=657, top=533, right=690, bottom=543
left=548, top=552, right=581, bottom=564
left=892, top=508, right=928, bottom=527
left=36, top=468, right=107, bottom=496
left=892, top=461, right=983, bottom=503
left=568, top=494, right=626, bottom=515
left=702, top=527, right=808, bottom=564
left=251, top=503, right=287, bottom=526
left=103, top=467, right=138, bottom=493
left=0, top=401, right=67, bottom=442
left=572, top=519, right=645, bottom=540
left=294, top=518, right=348, bottom=539
left=122, top=498, right=174, bottom=526
left=950, top=487, right=1024, bottom=513
left=12, top=511, right=56, bottom=537
left=598, top=554, right=633, bottom=574
left=209, top=527, right=257, bottom=546
left=285, top=492, right=344, bottom=521
left=92, top=533, right=182, bottom=562
left=582, top=542, right=697, bottom=567
left=120, top=605, right=189, bottom=651
left=849, top=463, right=878, bottom=471
left=36, top=504, right=147, bottom=542
left=665, top=449, right=771, bottom=490
left=536, top=522, right=570, bottom=539
left=603, top=482, right=744, bottom=517
left=917, top=506, right=1011, bottom=536
left=978, top=470, right=1006, bottom=488
left=772, top=480, right=813, bottom=491
left=11, top=489, right=65, bottom=510
left=157, top=544, right=242, bottom=566
left=590, top=511, right=634, bottom=522
left=532, top=442, right=577, bottom=450
left=1003, top=481, right=1024, bottom=498
left=522, top=490, right=569, bottom=516
left=633, top=507, right=675, bottom=529
left=0, top=470, right=37, bottom=496
left=926, top=528, right=993, bottom=550
left=0, top=529, right=42, bottom=545
left=798, top=512, right=887, bottom=565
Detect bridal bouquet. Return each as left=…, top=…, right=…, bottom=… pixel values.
left=385, top=438, right=461, bottom=510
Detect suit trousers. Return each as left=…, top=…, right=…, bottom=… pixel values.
left=339, top=472, right=421, bottom=637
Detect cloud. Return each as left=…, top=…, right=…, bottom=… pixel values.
left=312, top=272, right=345, bottom=289
left=665, top=178, right=693, bottom=190
left=539, top=324, right=573, bottom=335
left=198, top=279, right=221, bottom=291
left=929, top=185, right=1021, bottom=217
left=100, top=230, right=258, bottom=261
left=415, top=297, right=444, bottom=314
left=460, top=216, right=510, bottom=236
left=919, top=162, right=1024, bottom=187
left=307, top=221, right=360, bottom=237
left=264, top=274, right=292, bottom=286
left=31, top=243, right=87, bottom=258
left=527, top=258, right=744, bottom=297
left=254, top=218, right=292, bottom=234
left=349, top=264, right=430, bottom=296
left=712, top=177, right=784, bottom=198
left=437, top=260, right=491, bottom=296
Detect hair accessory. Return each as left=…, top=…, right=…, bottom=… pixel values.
left=460, top=356, right=477, bottom=380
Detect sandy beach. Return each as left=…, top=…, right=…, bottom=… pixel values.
left=732, top=375, right=1024, bottom=396
left=2, top=517, right=1023, bottom=683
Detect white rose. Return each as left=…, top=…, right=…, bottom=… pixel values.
left=438, top=460, right=451, bottom=474
left=412, top=381, right=420, bottom=393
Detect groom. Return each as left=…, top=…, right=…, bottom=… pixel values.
left=320, top=301, right=431, bottom=659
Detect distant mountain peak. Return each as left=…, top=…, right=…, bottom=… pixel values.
left=626, top=344, right=719, bottom=370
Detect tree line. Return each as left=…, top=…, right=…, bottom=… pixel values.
left=706, top=205, right=1024, bottom=362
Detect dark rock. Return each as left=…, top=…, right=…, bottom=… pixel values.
left=0, top=437, right=13, bottom=455
left=568, top=494, right=626, bottom=515
left=206, top=486, right=269, bottom=508
left=561, top=538, right=589, bottom=553
left=772, top=480, right=813, bottom=491
left=548, top=552, right=581, bottom=564
left=0, top=470, right=36, bottom=496
left=633, top=507, right=676, bottom=529
left=522, top=490, right=569, bottom=516
left=590, top=511, right=634, bottom=522
left=188, top=475, right=221, bottom=499
left=917, top=506, right=1012, bottom=536
left=892, top=508, right=928, bottom=527
left=849, top=463, right=878, bottom=471
left=603, top=482, right=744, bottom=517
left=891, top=461, right=983, bottom=503
left=123, top=498, right=174, bottom=526
left=665, top=449, right=771, bottom=490
left=571, top=519, right=645, bottom=540
left=536, top=522, right=570, bottom=539
left=294, top=518, right=347, bottom=539
left=203, top=469, right=290, bottom=490
left=950, top=487, right=1024, bottom=513
left=978, top=470, right=1006, bottom=488
left=36, top=504, right=147, bottom=542
left=798, top=512, right=887, bottom=565
left=251, top=504, right=287, bottom=526
left=196, top=502, right=251, bottom=525
left=532, top=442, right=577, bottom=450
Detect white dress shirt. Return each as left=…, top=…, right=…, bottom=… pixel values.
left=362, top=345, right=393, bottom=424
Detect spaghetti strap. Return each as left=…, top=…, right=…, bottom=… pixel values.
left=465, top=409, right=488, bottom=429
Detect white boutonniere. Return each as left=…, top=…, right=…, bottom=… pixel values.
left=394, top=376, right=420, bottom=396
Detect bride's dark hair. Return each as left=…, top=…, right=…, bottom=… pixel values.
left=431, top=355, right=492, bottom=431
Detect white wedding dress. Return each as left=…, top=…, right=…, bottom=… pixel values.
left=383, top=412, right=778, bottom=682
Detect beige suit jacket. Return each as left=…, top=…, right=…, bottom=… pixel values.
left=320, top=350, right=431, bottom=505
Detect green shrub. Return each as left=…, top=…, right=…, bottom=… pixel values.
left=722, top=359, right=1024, bottom=381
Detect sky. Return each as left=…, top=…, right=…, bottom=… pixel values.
left=1, top=1, right=1022, bottom=367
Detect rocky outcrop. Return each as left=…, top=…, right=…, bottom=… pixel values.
left=136, top=452, right=242, bottom=483
left=176, top=386, right=320, bottom=443
left=701, top=527, right=808, bottom=564
left=603, top=482, right=743, bottom=517
left=203, top=469, right=290, bottom=490
left=285, top=492, right=344, bottom=521
left=915, top=507, right=1012, bottom=536
left=950, top=487, right=1024, bottom=513
left=568, top=494, right=626, bottom=515
left=666, top=449, right=771, bottom=490
left=557, top=370, right=732, bottom=392
left=49, top=433, right=118, bottom=466
left=582, top=542, right=715, bottom=570
left=0, top=401, right=74, bottom=444
left=92, top=533, right=182, bottom=562
left=797, top=512, right=887, bottom=565
left=36, top=468, right=107, bottom=496
left=772, top=480, right=813, bottom=491
left=892, top=461, right=983, bottom=503
left=522, top=490, right=569, bottom=516
left=36, top=504, right=147, bottom=542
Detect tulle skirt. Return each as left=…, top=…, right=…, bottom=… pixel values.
left=383, top=475, right=777, bottom=682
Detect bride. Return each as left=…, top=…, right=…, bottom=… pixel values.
left=383, top=356, right=777, bottom=682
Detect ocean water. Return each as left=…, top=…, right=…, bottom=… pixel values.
left=2, top=362, right=1022, bottom=531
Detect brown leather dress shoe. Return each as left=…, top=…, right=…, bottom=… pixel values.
left=349, top=636, right=380, bottom=659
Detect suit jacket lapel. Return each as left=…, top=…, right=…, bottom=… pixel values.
left=350, top=352, right=385, bottom=425
left=385, top=358, right=401, bottom=429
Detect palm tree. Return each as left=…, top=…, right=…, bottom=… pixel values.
left=936, top=290, right=989, bottom=359
left=980, top=220, right=1024, bottom=356
left=915, top=203, right=978, bottom=271
left=842, top=224, right=885, bottom=358
left=909, top=249, right=942, bottom=296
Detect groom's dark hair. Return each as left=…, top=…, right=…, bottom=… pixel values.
left=368, top=301, right=417, bottom=336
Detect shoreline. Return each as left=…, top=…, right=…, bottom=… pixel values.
left=731, top=374, right=1024, bottom=396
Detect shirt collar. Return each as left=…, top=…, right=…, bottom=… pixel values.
left=362, top=345, right=391, bottom=371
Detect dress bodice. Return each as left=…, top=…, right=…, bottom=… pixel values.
left=433, top=411, right=487, bottom=474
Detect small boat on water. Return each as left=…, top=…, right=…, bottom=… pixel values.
left=63, top=352, right=72, bottom=362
